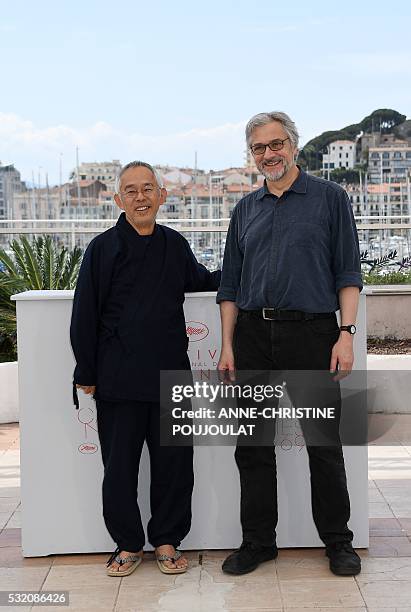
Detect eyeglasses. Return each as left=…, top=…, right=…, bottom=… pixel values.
left=120, top=186, right=154, bottom=200
left=250, top=137, right=290, bottom=156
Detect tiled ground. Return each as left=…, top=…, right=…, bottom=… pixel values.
left=1, top=420, right=411, bottom=611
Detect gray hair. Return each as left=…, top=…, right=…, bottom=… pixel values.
left=115, top=160, right=163, bottom=193
left=245, top=111, right=299, bottom=148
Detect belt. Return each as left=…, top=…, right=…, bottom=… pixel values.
left=239, top=308, right=335, bottom=321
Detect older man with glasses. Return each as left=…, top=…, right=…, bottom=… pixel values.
left=71, top=161, right=220, bottom=576
left=217, top=111, right=363, bottom=577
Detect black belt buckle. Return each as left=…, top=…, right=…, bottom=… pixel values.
left=262, top=308, right=276, bottom=320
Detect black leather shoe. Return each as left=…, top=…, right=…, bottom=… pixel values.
left=222, top=542, right=278, bottom=575
left=326, top=541, right=361, bottom=576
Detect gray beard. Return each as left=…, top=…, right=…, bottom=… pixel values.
left=258, top=159, right=291, bottom=182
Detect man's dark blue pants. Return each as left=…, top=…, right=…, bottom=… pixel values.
left=96, top=400, right=194, bottom=552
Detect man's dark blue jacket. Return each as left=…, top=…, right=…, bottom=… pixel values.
left=70, top=213, right=221, bottom=403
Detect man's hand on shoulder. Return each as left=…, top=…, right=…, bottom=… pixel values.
left=76, top=384, right=96, bottom=395
left=330, top=334, right=354, bottom=381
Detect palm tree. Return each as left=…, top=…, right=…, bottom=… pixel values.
left=0, top=236, right=82, bottom=361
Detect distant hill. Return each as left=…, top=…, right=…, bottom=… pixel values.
left=299, top=109, right=407, bottom=171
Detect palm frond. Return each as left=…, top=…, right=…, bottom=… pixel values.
left=0, top=275, right=26, bottom=291
left=0, top=277, right=26, bottom=306
left=0, top=235, right=84, bottom=361
left=10, top=239, right=30, bottom=282
left=54, top=248, right=68, bottom=289
left=60, top=246, right=82, bottom=289
left=34, top=236, right=45, bottom=260
left=0, top=249, right=20, bottom=277
left=41, top=236, right=56, bottom=289
left=20, top=236, right=42, bottom=289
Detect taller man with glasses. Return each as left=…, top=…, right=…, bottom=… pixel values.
left=217, top=112, right=363, bottom=576
left=71, top=161, right=220, bottom=576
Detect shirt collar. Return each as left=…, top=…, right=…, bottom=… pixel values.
left=116, top=212, right=156, bottom=240
left=256, top=165, right=308, bottom=200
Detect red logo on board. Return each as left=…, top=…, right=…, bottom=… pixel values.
left=186, top=321, right=209, bottom=342
left=78, top=443, right=98, bottom=454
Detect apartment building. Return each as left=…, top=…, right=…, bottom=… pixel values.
left=0, top=163, right=26, bottom=220
left=368, top=142, right=411, bottom=183
left=322, top=140, right=356, bottom=173
left=71, top=160, right=121, bottom=190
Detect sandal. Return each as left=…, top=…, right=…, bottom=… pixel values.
left=106, top=547, right=143, bottom=577
left=156, top=549, right=188, bottom=574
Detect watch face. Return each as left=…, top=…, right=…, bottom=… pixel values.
left=341, top=325, right=356, bottom=334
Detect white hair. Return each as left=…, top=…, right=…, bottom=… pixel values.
left=115, top=160, right=163, bottom=193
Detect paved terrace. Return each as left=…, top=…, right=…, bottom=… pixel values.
left=1, top=419, right=411, bottom=612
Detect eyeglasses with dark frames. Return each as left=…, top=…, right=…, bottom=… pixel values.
left=250, top=137, right=290, bottom=156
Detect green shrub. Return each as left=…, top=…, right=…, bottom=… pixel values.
left=363, top=271, right=411, bottom=285
left=0, top=236, right=82, bottom=361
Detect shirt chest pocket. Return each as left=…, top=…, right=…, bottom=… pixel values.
left=287, top=218, right=328, bottom=249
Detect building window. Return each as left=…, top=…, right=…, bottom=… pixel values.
left=382, top=152, right=389, bottom=159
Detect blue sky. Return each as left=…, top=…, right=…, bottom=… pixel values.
left=1, top=0, right=410, bottom=184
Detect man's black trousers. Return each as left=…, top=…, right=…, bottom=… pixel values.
left=96, top=400, right=194, bottom=552
left=233, top=311, right=353, bottom=547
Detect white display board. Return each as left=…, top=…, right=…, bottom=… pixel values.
left=13, top=290, right=368, bottom=556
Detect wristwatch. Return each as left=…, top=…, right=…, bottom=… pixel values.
left=340, top=324, right=356, bottom=335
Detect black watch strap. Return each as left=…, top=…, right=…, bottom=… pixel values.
left=340, top=324, right=356, bottom=335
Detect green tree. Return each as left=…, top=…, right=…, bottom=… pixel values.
left=329, top=168, right=361, bottom=184
left=300, top=108, right=406, bottom=171
left=0, top=236, right=82, bottom=361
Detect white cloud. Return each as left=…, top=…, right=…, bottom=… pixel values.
left=0, top=113, right=247, bottom=184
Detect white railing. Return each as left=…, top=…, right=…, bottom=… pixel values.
left=1, top=216, right=410, bottom=261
